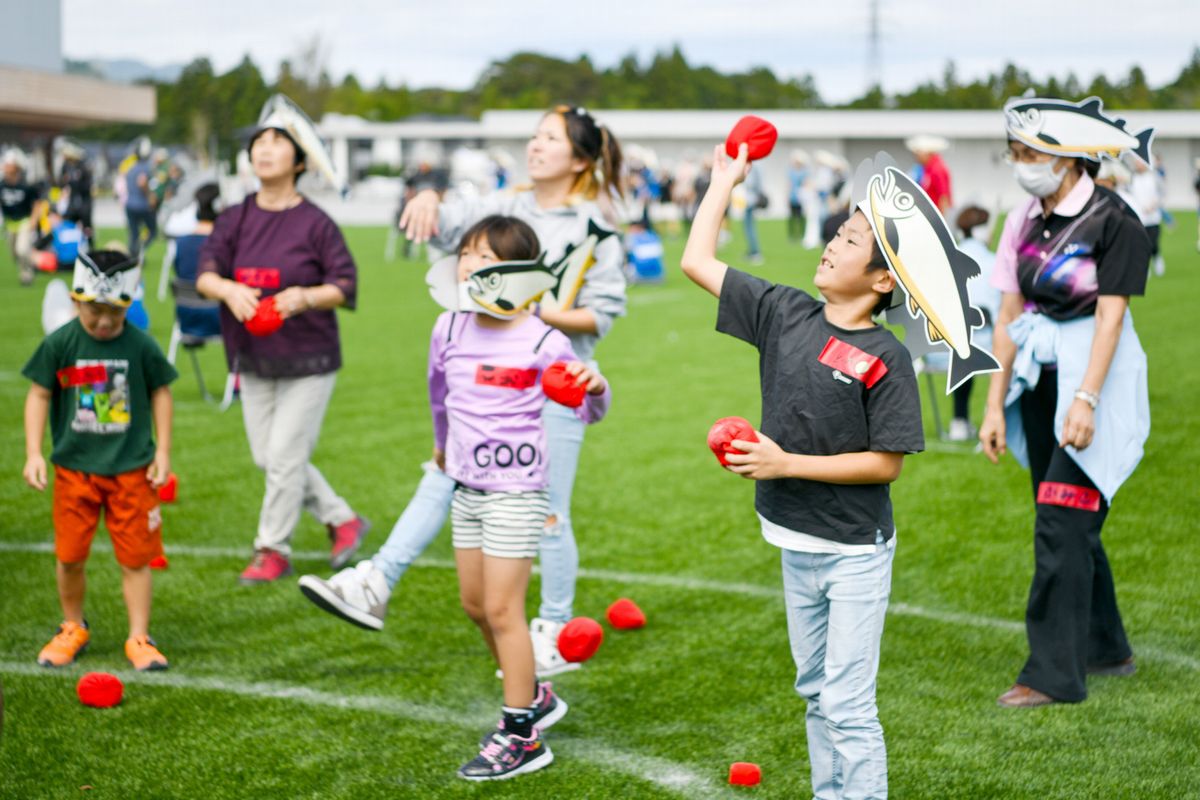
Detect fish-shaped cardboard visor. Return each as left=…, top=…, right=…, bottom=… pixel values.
left=425, top=219, right=615, bottom=319
left=1004, top=96, right=1154, bottom=166
left=71, top=250, right=142, bottom=308
left=254, top=94, right=348, bottom=196
left=852, top=153, right=1000, bottom=394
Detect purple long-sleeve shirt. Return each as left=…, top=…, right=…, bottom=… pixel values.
left=198, top=195, right=357, bottom=378
left=429, top=311, right=611, bottom=492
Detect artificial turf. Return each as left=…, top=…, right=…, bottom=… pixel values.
left=0, top=212, right=1197, bottom=799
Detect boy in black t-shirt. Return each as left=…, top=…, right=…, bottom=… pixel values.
left=682, top=144, right=924, bottom=799
left=22, top=250, right=177, bottom=672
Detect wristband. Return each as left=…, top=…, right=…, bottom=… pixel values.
left=1074, top=389, right=1099, bottom=410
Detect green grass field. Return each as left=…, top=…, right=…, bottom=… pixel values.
left=1, top=214, right=1198, bottom=799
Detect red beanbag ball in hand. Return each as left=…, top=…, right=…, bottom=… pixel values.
left=707, top=417, right=759, bottom=467
left=542, top=361, right=587, bottom=408
left=725, top=115, right=778, bottom=161
left=557, top=617, right=604, bottom=663
left=157, top=472, right=178, bottom=503
left=77, top=672, right=124, bottom=708
left=245, top=296, right=283, bottom=337
left=606, top=598, right=646, bottom=629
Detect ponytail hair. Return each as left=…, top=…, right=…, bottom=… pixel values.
left=551, top=105, right=624, bottom=201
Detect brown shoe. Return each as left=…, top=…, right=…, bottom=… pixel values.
left=997, top=683, right=1059, bottom=708
left=1087, top=657, right=1136, bottom=677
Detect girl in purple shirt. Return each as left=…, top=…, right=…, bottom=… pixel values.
left=436, top=216, right=610, bottom=781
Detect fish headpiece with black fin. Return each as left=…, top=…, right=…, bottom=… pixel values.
left=853, top=152, right=1000, bottom=394
left=253, top=94, right=348, bottom=196
left=424, top=220, right=616, bottom=319
left=1004, top=95, right=1154, bottom=166
left=70, top=250, right=141, bottom=308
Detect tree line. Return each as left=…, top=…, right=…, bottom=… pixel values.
left=72, top=45, right=1200, bottom=164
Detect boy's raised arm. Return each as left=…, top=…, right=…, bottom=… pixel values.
left=680, top=144, right=750, bottom=298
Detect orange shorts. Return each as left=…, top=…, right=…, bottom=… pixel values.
left=53, top=465, right=163, bottom=568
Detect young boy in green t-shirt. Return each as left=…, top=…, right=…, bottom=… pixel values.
left=22, top=249, right=177, bottom=671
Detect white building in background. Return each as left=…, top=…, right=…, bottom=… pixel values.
left=318, top=108, right=1200, bottom=214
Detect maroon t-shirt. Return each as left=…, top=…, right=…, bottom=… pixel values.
left=199, top=195, right=357, bottom=377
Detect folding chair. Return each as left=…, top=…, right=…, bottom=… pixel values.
left=166, top=234, right=237, bottom=410
left=914, top=354, right=947, bottom=441
left=157, top=236, right=176, bottom=302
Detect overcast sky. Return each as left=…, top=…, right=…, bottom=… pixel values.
left=63, top=0, right=1200, bottom=103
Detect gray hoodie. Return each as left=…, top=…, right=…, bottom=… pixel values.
left=432, top=189, right=626, bottom=364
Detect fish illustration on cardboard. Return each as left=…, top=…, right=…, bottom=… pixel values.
left=857, top=158, right=1000, bottom=393
left=426, top=219, right=614, bottom=319
left=256, top=94, right=348, bottom=196
left=1004, top=96, right=1154, bottom=165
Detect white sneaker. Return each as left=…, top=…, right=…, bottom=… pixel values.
left=946, top=418, right=972, bottom=442
left=496, top=617, right=582, bottom=679
left=298, top=560, right=391, bottom=631
left=530, top=617, right=581, bottom=678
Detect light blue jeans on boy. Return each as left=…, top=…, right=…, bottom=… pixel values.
left=781, top=534, right=895, bottom=800
left=371, top=401, right=586, bottom=624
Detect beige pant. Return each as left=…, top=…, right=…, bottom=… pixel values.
left=5, top=218, right=35, bottom=279
left=240, top=371, right=354, bottom=555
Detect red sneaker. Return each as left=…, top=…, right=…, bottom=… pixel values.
left=328, top=516, right=371, bottom=569
left=239, top=549, right=293, bottom=585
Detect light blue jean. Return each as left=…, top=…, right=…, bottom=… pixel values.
left=742, top=207, right=761, bottom=257
left=371, top=401, right=585, bottom=623
left=781, top=535, right=894, bottom=800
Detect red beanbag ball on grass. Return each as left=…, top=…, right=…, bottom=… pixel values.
left=557, top=617, right=604, bottom=663
left=542, top=361, right=587, bottom=408
left=245, top=296, right=283, bottom=337
left=606, top=598, right=646, bottom=630
left=707, top=417, right=759, bottom=467
left=729, top=762, right=762, bottom=786
left=725, top=116, right=778, bottom=161
left=77, top=672, right=123, bottom=708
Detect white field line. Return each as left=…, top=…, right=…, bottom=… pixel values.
left=2, top=539, right=1196, bottom=672
left=0, top=660, right=730, bottom=799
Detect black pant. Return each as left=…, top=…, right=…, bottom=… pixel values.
left=1016, top=371, right=1131, bottom=701
left=952, top=376, right=973, bottom=420
left=787, top=203, right=805, bottom=241
left=126, top=208, right=157, bottom=258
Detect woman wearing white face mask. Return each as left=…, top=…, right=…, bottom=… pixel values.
left=979, top=97, right=1153, bottom=708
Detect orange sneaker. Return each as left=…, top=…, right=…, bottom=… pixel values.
left=125, top=635, right=169, bottom=671
left=37, top=620, right=90, bottom=667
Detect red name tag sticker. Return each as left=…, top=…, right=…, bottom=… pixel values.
left=1036, top=481, right=1102, bottom=512
left=475, top=365, right=539, bottom=390
left=57, top=364, right=109, bottom=388
left=817, top=337, right=888, bottom=389
left=234, top=267, right=281, bottom=289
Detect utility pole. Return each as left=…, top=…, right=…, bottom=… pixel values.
left=867, top=0, right=882, bottom=93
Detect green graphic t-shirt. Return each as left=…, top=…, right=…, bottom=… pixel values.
left=23, top=319, right=178, bottom=475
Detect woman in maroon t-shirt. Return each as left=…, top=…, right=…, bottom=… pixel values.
left=197, top=114, right=368, bottom=585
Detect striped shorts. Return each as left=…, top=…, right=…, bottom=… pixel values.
left=450, top=486, right=550, bottom=559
